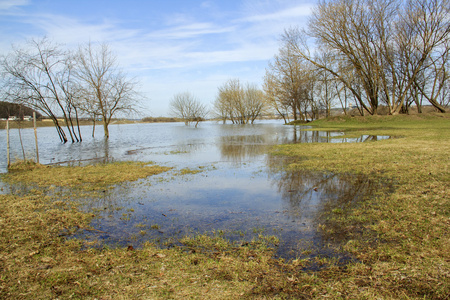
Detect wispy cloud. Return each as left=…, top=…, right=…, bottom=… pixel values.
left=238, top=4, right=314, bottom=23
left=0, top=0, right=315, bottom=115
left=0, top=0, right=29, bottom=11
left=145, top=22, right=237, bottom=40
left=27, top=14, right=139, bottom=46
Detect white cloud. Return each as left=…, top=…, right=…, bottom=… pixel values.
left=238, top=4, right=314, bottom=23
left=26, top=14, right=140, bottom=47
left=0, top=0, right=29, bottom=11
left=146, top=22, right=237, bottom=40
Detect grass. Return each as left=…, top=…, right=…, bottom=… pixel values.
left=4, top=161, right=172, bottom=191
left=273, top=113, right=450, bottom=298
left=0, top=114, right=449, bottom=299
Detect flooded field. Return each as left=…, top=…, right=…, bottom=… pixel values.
left=1, top=120, right=389, bottom=260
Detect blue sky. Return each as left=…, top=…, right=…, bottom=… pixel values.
left=0, top=0, right=314, bottom=117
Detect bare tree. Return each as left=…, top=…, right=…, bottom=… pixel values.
left=284, top=0, right=450, bottom=115
left=314, top=50, right=339, bottom=117
left=215, top=79, right=243, bottom=124
left=244, top=83, right=265, bottom=124
left=214, top=79, right=265, bottom=124
left=263, top=72, right=292, bottom=123
left=75, top=42, right=140, bottom=138
left=410, top=40, right=450, bottom=113
left=264, top=39, right=316, bottom=122
left=1, top=38, right=82, bottom=142
left=170, top=92, right=208, bottom=127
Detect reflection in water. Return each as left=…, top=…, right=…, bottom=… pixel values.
left=290, top=127, right=390, bottom=144
left=68, top=155, right=382, bottom=262
left=269, top=160, right=374, bottom=221
left=266, top=156, right=377, bottom=258
left=219, top=135, right=269, bottom=163
left=1, top=121, right=390, bottom=262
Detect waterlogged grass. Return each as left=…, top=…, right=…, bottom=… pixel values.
left=0, top=191, right=314, bottom=299
left=274, top=113, right=450, bottom=298
left=4, top=161, right=172, bottom=191
left=175, top=166, right=206, bottom=176
left=0, top=114, right=449, bottom=299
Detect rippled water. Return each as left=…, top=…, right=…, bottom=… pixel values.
left=0, top=120, right=389, bottom=259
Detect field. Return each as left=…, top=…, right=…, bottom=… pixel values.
left=0, top=113, right=449, bottom=299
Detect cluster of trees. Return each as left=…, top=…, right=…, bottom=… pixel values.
left=0, top=101, right=42, bottom=120
left=1, top=38, right=139, bottom=142
left=175, top=0, right=449, bottom=126
left=267, top=0, right=449, bottom=118
left=213, top=79, right=265, bottom=124
left=170, top=79, right=267, bottom=126
left=169, top=92, right=208, bottom=127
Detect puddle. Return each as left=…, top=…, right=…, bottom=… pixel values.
left=70, top=156, right=382, bottom=262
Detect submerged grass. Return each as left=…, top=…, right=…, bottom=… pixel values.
left=0, top=114, right=449, bottom=299
left=5, top=161, right=172, bottom=191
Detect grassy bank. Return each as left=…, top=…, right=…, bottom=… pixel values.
left=0, top=117, right=184, bottom=130
left=0, top=119, right=141, bottom=130
left=274, top=114, right=450, bottom=298
left=0, top=114, right=449, bottom=299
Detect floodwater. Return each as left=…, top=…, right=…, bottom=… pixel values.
left=0, top=120, right=390, bottom=260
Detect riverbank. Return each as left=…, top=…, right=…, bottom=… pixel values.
left=0, top=114, right=449, bottom=299
left=0, top=119, right=143, bottom=130
left=273, top=113, right=450, bottom=298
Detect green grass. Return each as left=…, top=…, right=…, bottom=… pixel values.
left=0, top=114, right=449, bottom=299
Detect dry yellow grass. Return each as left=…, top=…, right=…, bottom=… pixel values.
left=0, top=114, right=449, bottom=299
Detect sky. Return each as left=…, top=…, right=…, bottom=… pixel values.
left=0, top=0, right=315, bottom=117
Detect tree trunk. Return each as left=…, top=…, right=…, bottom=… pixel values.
left=428, top=99, right=447, bottom=113
left=103, top=121, right=109, bottom=139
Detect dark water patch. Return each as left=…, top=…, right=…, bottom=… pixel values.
left=70, top=157, right=385, bottom=264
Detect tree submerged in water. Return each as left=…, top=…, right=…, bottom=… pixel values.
left=75, top=42, right=140, bottom=138
left=169, top=92, right=208, bottom=128
left=1, top=38, right=141, bottom=142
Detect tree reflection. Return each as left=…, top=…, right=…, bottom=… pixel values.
left=216, top=128, right=390, bottom=164
left=218, top=135, right=269, bottom=163
left=266, top=155, right=377, bottom=244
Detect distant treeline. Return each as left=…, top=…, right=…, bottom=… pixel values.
left=142, top=117, right=182, bottom=123
left=0, top=101, right=42, bottom=120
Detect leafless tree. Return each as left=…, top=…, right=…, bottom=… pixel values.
left=75, top=42, right=140, bottom=138
left=1, top=38, right=82, bottom=142
left=283, top=0, right=450, bottom=114
left=313, top=50, right=339, bottom=117
left=170, top=92, right=208, bottom=127
left=244, top=83, right=265, bottom=124
left=214, top=79, right=265, bottom=124
left=264, top=38, right=316, bottom=122
left=263, top=72, right=292, bottom=123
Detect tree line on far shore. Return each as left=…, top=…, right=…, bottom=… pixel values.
left=1, top=0, right=449, bottom=142
left=0, top=101, right=42, bottom=120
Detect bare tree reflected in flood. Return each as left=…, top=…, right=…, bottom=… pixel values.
left=218, top=135, right=268, bottom=164
left=266, top=155, right=379, bottom=260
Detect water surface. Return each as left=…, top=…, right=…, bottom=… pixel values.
left=0, top=121, right=389, bottom=259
